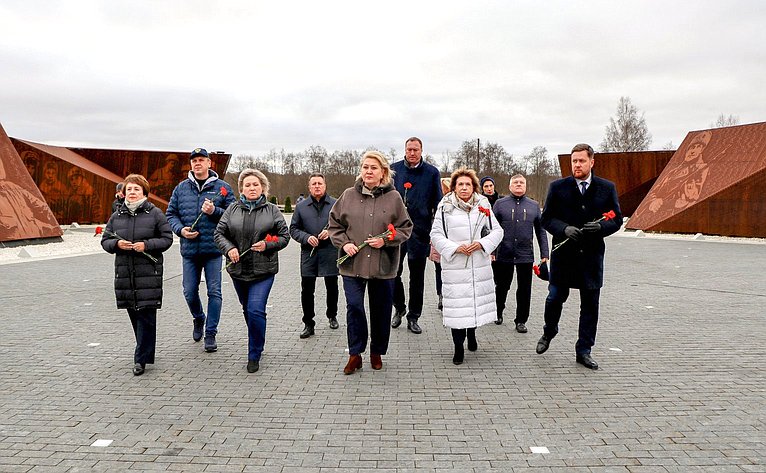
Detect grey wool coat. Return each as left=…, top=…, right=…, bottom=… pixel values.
left=328, top=179, right=413, bottom=279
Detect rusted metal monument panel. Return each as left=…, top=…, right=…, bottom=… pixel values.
left=70, top=147, right=231, bottom=202
left=628, top=122, right=766, bottom=237
left=0, top=123, right=62, bottom=243
left=13, top=139, right=169, bottom=225
left=558, top=150, right=675, bottom=217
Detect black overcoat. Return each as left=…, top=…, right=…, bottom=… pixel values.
left=541, top=175, right=622, bottom=289
left=289, top=195, right=339, bottom=278
left=101, top=201, right=174, bottom=310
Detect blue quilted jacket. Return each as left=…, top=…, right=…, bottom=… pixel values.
left=166, top=170, right=236, bottom=257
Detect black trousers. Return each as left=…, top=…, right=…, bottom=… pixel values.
left=301, top=276, right=339, bottom=327
left=492, top=261, right=533, bottom=324
left=393, top=249, right=427, bottom=321
left=434, top=262, right=442, bottom=296
left=450, top=327, right=476, bottom=346
left=543, top=284, right=601, bottom=355
left=127, top=307, right=156, bottom=365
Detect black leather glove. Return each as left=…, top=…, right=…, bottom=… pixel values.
left=582, top=221, right=601, bottom=234
left=564, top=226, right=583, bottom=241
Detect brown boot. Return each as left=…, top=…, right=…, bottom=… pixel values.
left=343, top=354, right=362, bottom=375
left=370, top=353, right=383, bottom=370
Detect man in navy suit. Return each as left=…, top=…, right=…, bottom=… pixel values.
left=535, top=143, right=622, bottom=370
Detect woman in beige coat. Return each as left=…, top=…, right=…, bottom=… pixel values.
left=328, top=151, right=413, bottom=374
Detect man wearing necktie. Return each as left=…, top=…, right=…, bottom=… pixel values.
left=535, top=143, right=622, bottom=370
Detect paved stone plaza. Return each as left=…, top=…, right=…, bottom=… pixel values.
left=0, top=232, right=764, bottom=472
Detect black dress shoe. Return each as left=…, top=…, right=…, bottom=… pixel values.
left=391, top=309, right=405, bottom=328
left=576, top=353, right=599, bottom=370
left=132, top=363, right=145, bottom=376
left=515, top=322, right=528, bottom=333
left=328, top=318, right=339, bottom=329
left=407, top=320, right=422, bottom=334
left=299, top=325, right=315, bottom=339
left=494, top=315, right=503, bottom=325
left=452, top=344, right=464, bottom=365
left=247, top=360, right=260, bottom=373
left=536, top=336, right=551, bottom=354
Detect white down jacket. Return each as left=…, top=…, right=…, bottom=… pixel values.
left=430, top=193, right=504, bottom=329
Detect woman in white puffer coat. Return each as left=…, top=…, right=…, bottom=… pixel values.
left=430, top=168, right=504, bottom=365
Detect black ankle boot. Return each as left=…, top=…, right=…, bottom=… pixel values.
left=467, top=328, right=477, bottom=352
left=453, top=344, right=464, bottom=365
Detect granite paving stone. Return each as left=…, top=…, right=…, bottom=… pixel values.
left=0, top=233, right=764, bottom=472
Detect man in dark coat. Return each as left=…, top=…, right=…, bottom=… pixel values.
left=391, top=137, right=443, bottom=334
left=493, top=174, right=549, bottom=331
left=536, top=143, right=622, bottom=370
left=289, top=173, right=339, bottom=339
left=166, top=148, right=235, bottom=353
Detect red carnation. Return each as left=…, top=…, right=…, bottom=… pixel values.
left=337, top=224, right=398, bottom=265
left=387, top=223, right=396, bottom=241
left=190, top=187, right=230, bottom=231
left=533, top=264, right=540, bottom=276
left=403, top=182, right=412, bottom=189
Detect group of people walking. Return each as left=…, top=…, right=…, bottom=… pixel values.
left=100, top=139, right=621, bottom=376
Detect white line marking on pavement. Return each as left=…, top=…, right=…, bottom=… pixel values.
left=91, top=439, right=113, bottom=447
left=530, top=446, right=549, bottom=454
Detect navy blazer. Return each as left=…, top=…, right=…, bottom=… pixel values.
left=541, top=175, right=622, bottom=289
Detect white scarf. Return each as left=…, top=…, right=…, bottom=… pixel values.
left=125, top=197, right=147, bottom=214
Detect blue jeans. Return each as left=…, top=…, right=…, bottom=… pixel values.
left=542, top=284, right=601, bottom=355
left=182, top=255, right=223, bottom=336
left=343, top=276, right=394, bottom=356
left=232, top=276, right=275, bottom=361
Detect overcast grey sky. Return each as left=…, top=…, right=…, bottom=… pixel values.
left=1, top=0, right=764, bottom=161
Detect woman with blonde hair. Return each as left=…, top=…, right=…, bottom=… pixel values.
left=215, top=169, right=289, bottom=373
left=328, top=151, right=413, bottom=374
left=430, top=168, right=503, bottom=365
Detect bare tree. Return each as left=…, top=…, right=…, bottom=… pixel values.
left=389, top=147, right=398, bottom=163
left=711, top=113, right=739, bottom=128
left=523, top=146, right=556, bottom=201
left=229, top=154, right=271, bottom=173
left=599, top=96, right=652, bottom=152
left=306, top=145, right=329, bottom=173
left=662, top=141, right=675, bottom=150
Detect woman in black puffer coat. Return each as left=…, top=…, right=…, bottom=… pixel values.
left=101, top=174, right=173, bottom=376
left=215, top=168, right=289, bottom=374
